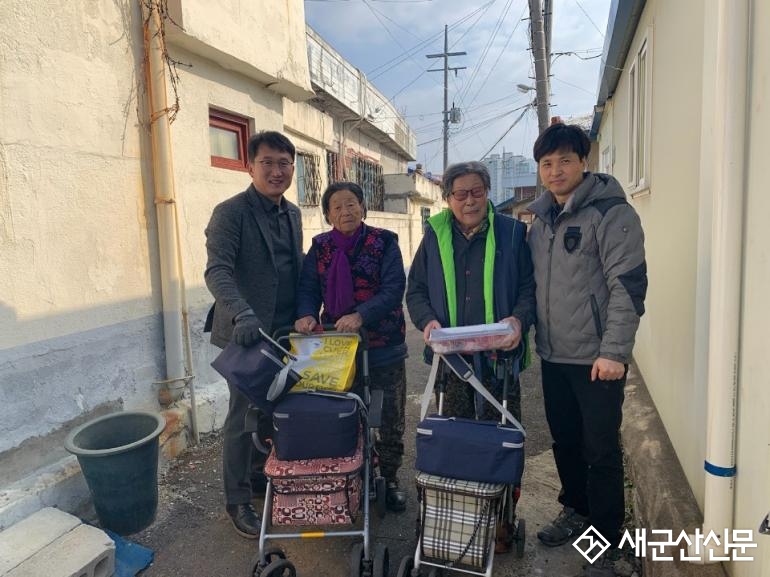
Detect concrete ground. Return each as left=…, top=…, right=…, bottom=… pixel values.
left=130, top=324, right=642, bottom=577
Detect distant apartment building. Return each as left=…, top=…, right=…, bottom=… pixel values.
left=481, top=152, right=537, bottom=221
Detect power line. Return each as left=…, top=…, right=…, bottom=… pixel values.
left=572, top=0, right=604, bottom=37
left=367, top=2, right=494, bottom=79
left=463, top=1, right=528, bottom=114
left=478, top=103, right=533, bottom=159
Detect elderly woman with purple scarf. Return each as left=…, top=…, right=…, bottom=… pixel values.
left=294, top=181, right=408, bottom=512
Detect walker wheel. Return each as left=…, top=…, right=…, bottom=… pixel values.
left=263, top=546, right=286, bottom=564
left=514, top=517, right=526, bottom=558
left=375, top=476, right=387, bottom=519
left=395, top=555, right=414, bottom=577
left=260, top=558, right=296, bottom=577
left=350, top=542, right=365, bottom=577
left=372, top=543, right=389, bottom=577
left=249, top=547, right=287, bottom=577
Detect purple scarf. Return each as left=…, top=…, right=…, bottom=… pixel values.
left=324, top=224, right=363, bottom=319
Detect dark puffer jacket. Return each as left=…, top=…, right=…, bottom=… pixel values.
left=527, top=172, right=647, bottom=365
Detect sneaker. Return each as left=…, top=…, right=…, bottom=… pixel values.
left=225, top=503, right=261, bottom=539
left=584, top=552, right=618, bottom=577
left=536, top=506, right=588, bottom=547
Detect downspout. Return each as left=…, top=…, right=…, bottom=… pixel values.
left=694, top=0, right=749, bottom=557
left=140, top=1, right=199, bottom=443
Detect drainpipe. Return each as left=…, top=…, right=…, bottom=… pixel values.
left=693, top=0, right=748, bottom=558
left=141, top=1, right=199, bottom=443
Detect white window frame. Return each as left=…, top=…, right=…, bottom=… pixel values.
left=628, top=32, right=652, bottom=194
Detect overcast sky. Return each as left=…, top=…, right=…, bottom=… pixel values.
left=304, top=0, right=611, bottom=174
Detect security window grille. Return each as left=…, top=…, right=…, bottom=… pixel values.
left=421, top=207, right=431, bottom=229
left=348, top=156, right=384, bottom=211
left=296, top=152, right=322, bottom=206
left=327, top=151, right=341, bottom=185
left=209, top=109, right=249, bottom=171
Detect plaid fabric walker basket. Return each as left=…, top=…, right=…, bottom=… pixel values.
left=264, top=433, right=363, bottom=526
left=416, top=472, right=505, bottom=570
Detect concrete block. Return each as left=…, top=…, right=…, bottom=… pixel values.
left=0, top=507, right=81, bottom=574
left=190, top=381, right=229, bottom=434
left=0, top=458, right=91, bottom=532
left=5, top=523, right=114, bottom=577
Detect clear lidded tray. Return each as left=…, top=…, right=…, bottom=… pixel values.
left=427, top=322, right=517, bottom=354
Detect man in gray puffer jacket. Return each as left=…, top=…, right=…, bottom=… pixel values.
left=528, top=123, right=647, bottom=576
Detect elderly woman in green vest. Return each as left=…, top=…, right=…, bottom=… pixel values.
left=406, top=160, right=536, bottom=422
left=406, top=161, right=535, bottom=553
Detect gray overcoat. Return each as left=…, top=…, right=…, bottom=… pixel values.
left=204, top=184, right=303, bottom=349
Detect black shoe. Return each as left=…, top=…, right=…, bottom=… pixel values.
left=536, top=506, right=588, bottom=547
left=225, top=503, right=261, bottom=539
left=385, top=480, right=407, bottom=512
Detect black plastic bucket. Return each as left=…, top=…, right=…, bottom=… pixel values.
left=65, top=411, right=166, bottom=535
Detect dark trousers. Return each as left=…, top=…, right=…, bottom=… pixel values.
left=222, top=381, right=270, bottom=505
left=541, top=360, right=625, bottom=546
left=365, top=360, right=407, bottom=481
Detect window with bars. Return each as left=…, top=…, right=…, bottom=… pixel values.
left=347, top=156, right=384, bottom=211
left=296, top=152, right=322, bottom=206
left=327, top=151, right=341, bottom=185
left=421, top=207, right=431, bottom=230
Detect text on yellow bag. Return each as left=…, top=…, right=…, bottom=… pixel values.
left=288, top=333, right=359, bottom=393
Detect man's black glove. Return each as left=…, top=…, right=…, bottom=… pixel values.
left=232, top=312, right=262, bottom=347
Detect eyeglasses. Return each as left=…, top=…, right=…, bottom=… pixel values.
left=450, top=186, right=486, bottom=201
left=256, top=159, right=294, bottom=172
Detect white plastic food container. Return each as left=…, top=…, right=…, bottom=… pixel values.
left=428, top=322, right=517, bottom=354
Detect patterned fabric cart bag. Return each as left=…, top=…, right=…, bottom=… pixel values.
left=416, top=472, right=506, bottom=570
left=264, top=433, right=364, bottom=526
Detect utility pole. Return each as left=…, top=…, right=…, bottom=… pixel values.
left=427, top=25, right=466, bottom=174
left=528, top=0, right=550, bottom=135
left=543, top=0, right=553, bottom=79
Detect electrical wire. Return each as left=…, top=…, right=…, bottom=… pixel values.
left=572, top=0, right=605, bottom=37
left=477, top=103, right=533, bottom=159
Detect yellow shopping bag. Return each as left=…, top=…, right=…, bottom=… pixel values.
left=288, top=333, right=359, bottom=393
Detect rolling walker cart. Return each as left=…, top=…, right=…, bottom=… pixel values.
left=397, top=324, right=527, bottom=577
left=248, top=327, right=390, bottom=577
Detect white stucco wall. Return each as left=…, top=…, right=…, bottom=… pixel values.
left=0, top=0, right=309, bottom=455
left=597, top=0, right=708, bottom=501
left=166, top=0, right=312, bottom=101
left=0, top=0, right=165, bottom=453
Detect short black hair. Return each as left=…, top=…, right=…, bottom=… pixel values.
left=533, top=123, right=590, bottom=162
left=247, top=131, right=296, bottom=163
left=321, top=181, right=367, bottom=225
left=442, top=161, right=491, bottom=199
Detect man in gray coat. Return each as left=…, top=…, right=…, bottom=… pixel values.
left=527, top=123, right=647, bottom=577
left=205, top=131, right=303, bottom=538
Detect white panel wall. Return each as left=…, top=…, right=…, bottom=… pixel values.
left=599, top=0, right=708, bottom=501
left=733, top=0, right=770, bottom=573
